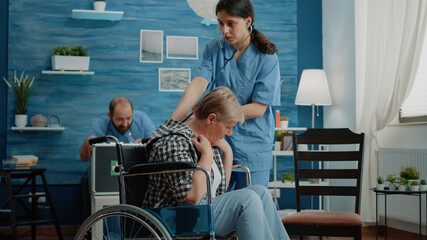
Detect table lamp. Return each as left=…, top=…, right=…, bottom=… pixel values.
left=295, top=69, right=332, bottom=128
left=187, top=0, right=218, bottom=19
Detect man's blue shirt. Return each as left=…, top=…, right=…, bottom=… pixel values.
left=88, top=110, right=156, bottom=143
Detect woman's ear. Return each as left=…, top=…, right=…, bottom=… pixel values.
left=207, top=113, right=217, bottom=125
left=245, top=17, right=252, bottom=27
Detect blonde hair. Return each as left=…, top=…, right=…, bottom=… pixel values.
left=192, top=86, right=244, bottom=124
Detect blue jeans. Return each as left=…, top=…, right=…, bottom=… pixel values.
left=211, top=185, right=289, bottom=240
left=228, top=170, right=270, bottom=190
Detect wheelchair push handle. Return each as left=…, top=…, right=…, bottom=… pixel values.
left=88, top=135, right=120, bottom=145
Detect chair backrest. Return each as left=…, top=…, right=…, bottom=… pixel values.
left=121, top=145, right=149, bottom=207
left=292, top=128, right=364, bottom=213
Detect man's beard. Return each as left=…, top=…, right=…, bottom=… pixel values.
left=114, top=123, right=130, bottom=134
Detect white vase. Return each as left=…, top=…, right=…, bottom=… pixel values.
left=388, top=183, right=396, bottom=191
left=280, top=120, right=289, bottom=129
left=51, top=56, right=90, bottom=71
left=274, top=142, right=281, bottom=151
left=398, top=184, right=407, bottom=191
left=15, top=114, right=27, bottom=128
left=410, top=185, right=420, bottom=191
left=93, top=1, right=106, bottom=11
left=376, top=183, right=385, bottom=191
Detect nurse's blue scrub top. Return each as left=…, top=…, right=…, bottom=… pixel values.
left=197, top=39, right=281, bottom=172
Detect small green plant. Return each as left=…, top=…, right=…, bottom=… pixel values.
left=52, top=45, right=88, bottom=56
left=281, top=172, right=294, bottom=183
left=377, top=176, right=384, bottom=184
left=280, top=116, right=289, bottom=121
left=2, top=70, right=35, bottom=114
left=275, top=130, right=286, bottom=142
left=386, top=174, right=397, bottom=184
left=420, top=179, right=426, bottom=185
left=399, top=166, right=420, bottom=180
left=410, top=180, right=419, bottom=186
left=398, top=177, right=408, bottom=185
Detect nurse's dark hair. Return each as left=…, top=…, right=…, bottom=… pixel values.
left=216, top=0, right=277, bottom=54
left=192, top=87, right=244, bottom=124
left=109, top=97, right=133, bottom=115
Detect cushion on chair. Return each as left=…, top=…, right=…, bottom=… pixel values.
left=282, top=211, right=363, bottom=227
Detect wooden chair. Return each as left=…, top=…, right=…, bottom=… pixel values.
left=282, top=128, right=364, bottom=240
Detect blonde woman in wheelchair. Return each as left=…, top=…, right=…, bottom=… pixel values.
left=143, top=87, right=289, bottom=240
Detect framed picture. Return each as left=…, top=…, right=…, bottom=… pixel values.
left=158, top=68, right=191, bottom=92
left=281, top=133, right=293, bottom=151
left=140, top=30, right=163, bottom=63
left=166, top=36, right=198, bottom=60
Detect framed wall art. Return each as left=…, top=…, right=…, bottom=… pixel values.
left=166, top=36, right=198, bottom=60
left=158, top=68, right=191, bottom=92
left=140, top=30, right=163, bottom=63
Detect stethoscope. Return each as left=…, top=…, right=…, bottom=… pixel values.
left=106, top=119, right=134, bottom=143
left=182, top=26, right=252, bottom=123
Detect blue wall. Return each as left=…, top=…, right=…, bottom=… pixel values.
left=2, top=0, right=321, bottom=225
left=1, top=0, right=8, bottom=161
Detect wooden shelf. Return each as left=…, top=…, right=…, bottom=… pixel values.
left=11, top=127, right=65, bottom=132
left=268, top=180, right=329, bottom=189
left=71, top=9, right=124, bottom=21
left=42, top=70, right=94, bottom=75
left=272, top=150, right=293, bottom=156
left=274, top=127, right=307, bottom=131
left=200, top=18, right=218, bottom=26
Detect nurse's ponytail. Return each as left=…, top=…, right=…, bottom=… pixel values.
left=250, top=26, right=277, bottom=54
left=216, top=0, right=278, bottom=55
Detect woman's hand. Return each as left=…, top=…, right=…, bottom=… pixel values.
left=212, top=138, right=233, bottom=188
left=212, top=138, right=232, bottom=157
left=191, top=134, right=213, bottom=167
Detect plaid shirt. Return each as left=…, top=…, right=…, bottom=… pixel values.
left=142, top=118, right=226, bottom=208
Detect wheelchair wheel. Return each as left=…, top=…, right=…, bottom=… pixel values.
left=74, top=204, right=172, bottom=240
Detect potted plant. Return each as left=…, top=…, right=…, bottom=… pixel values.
left=2, top=70, right=35, bottom=127
left=281, top=172, right=294, bottom=183
left=399, top=165, right=420, bottom=183
left=420, top=179, right=427, bottom=191
left=51, top=45, right=90, bottom=71
left=280, top=116, right=289, bottom=129
left=93, top=0, right=106, bottom=11
left=376, top=176, right=385, bottom=190
left=386, top=174, right=397, bottom=191
left=274, top=130, right=286, bottom=151
left=409, top=180, right=420, bottom=191
left=398, top=177, right=408, bottom=191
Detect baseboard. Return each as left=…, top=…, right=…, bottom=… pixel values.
left=0, top=225, right=79, bottom=239
left=363, top=225, right=426, bottom=239
left=365, top=216, right=426, bottom=235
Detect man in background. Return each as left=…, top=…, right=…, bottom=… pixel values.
left=79, top=96, right=156, bottom=162
left=79, top=96, right=156, bottom=224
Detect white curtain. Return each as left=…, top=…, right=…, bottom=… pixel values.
left=355, top=0, right=427, bottom=222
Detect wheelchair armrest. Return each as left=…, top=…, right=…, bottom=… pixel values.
left=127, top=162, right=196, bottom=175
left=124, top=162, right=213, bottom=204
left=232, top=164, right=251, bottom=186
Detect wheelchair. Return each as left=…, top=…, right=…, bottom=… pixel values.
left=74, top=135, right=251, bottom=240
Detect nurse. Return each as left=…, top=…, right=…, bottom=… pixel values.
left=171, top=0, right=280, bottom=189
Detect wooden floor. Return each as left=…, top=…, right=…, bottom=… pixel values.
left=0, top=225, right=426, bottom=239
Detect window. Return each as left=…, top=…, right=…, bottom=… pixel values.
left=399, top=30, right=427, bottom=123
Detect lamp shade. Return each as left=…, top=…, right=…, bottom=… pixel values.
left=187, top=0, right=219, bottom=21
left=295, top=69, right=332, bottom=106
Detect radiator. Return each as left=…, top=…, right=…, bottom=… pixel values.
left=378, top=148, right=427, bottom=224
